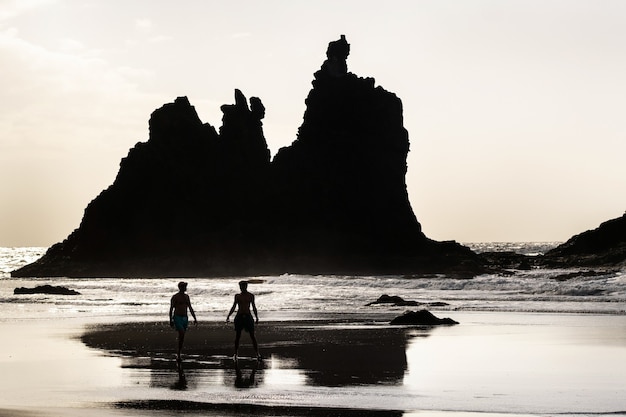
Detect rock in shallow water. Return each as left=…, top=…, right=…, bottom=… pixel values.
left=390, top=310, right=458, bottom=326
left=14, top=285, right=80, bottom=295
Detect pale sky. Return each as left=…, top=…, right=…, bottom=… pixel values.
left=1, top=0, right=625, bottom=247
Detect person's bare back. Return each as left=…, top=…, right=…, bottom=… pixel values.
left=234, top=292, right=254, bottom=315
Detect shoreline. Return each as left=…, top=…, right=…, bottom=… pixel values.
left=115, top=400, right=404, bottom=416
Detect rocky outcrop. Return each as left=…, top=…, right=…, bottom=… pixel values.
left=476, top=213, right=626, bottom=272
left=14, top=93, right=272, bottom=277
left=12, top=36, right=482, bottom=278
left=367, top=295, right=420, bottom=306
left=543, top=213, right=626, bottom=267
left=390, top=310, right=458, bottom=326
left=366, top=294, right=450, bottom=308
left=14, top=285, right=80, bottom=295
left=271, top=36, right=423, bottom=273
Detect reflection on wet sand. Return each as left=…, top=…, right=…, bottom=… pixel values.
left=88, top=320, right=432, bottom=391
left=234, top=359, right=258, bottom=388
left=83, top=319, right=433, bottom=415
left=172, top=359, right=187, bottom=390
left=164, top=357, right=262, bottom=390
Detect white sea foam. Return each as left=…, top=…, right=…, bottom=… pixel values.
left=0, top=246, right=46, bottom=276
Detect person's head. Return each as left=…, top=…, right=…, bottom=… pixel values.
left=239, top=280, right=248, bottom=291
left=178, top=281, right=188, bottom=292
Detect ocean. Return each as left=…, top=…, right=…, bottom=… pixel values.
left=1, top=243, right=626, bottom=416
left=2, top=243, right=625, bottom=319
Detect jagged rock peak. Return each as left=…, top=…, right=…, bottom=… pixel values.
left=219, top=89, right=270, bottom=167
left=234, top=89, right=249, bottom=110
left=250, top=96, right=265, bottom=120
left=148, top=95, right=205, bottom=145
left=321, top=34, right=350, bottom=78
left=327, top=34, right=350, bottom=60
left=221, top=89, right=265, bottom=121
left=175, top=96, right=191, bottom=106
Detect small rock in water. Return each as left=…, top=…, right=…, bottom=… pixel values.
left=14, top=285, right=80, bottom=295
left=390, top=310, right=458, bottom=325
left=366, top=294, right=420, bottom=306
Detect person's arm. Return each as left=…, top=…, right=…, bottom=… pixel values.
left=251, top=294, right=259, bottom=323
left=169, top=296, right=175, bottom=327
left=187, top=294, right=198, bottom=325
left=226, top=295, right=237, bottom=322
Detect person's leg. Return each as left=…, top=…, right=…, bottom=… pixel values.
left=247, top=315, right=259, bottom=359
left=250, top=331, right=259, bottom=358
left=177, top=330, right=185, bottom=360
left=234, top=329, right=242, bottom=359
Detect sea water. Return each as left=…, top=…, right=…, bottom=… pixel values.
left=1, top=244, right=626, bottom=416
left=1, top=243, right=625, bottom=319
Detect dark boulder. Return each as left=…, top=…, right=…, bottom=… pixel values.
left=390, top=310, right=458, bottom=326
left=14, top=285, right=80, bottom=295
left=367, top=294, right=420, bottom=306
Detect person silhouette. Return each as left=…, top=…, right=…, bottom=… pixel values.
left=226, top=280, right=260, bottom=361
left=169, top=281, right=197, bottom=362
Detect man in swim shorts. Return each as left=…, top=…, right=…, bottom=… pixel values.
left=226, top=280, right=260, bottom=360
left=169, top=281, right=197, bottom=361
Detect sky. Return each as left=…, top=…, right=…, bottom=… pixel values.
left=1, top=0, right=625, bottom=247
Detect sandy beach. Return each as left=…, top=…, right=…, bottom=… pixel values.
left=1, top=310, right=625, bottom=416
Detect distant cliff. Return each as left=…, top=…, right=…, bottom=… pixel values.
left=543, top=213, right=626, bottom=267
left=478, top=213, right=626, bottom=271
left=12, top=36, right=482, bottom=278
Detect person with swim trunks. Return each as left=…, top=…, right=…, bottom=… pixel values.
left=169, top=281, right=197, bottom=362
left=226, top=280, right=260, bottom=361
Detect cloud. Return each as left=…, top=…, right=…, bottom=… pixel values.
left=148, top=34, right=172, bottom=43
left=231, top=32, right=252, bottom=39
left=131, top=18, right=170, bottom=44
left=0, top=16, right=161, bottom=245
left=0, top=23, right=157, bottom=155
left=134, top=17, right=153, bottom=32
left=0, top=0, right=55, bottom=21
left=56, top=37, right=86, bottom=53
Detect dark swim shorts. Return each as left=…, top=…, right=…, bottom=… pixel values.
left=172, top=315, right=189, bottom=331
left=234, top=313, right=255, bottom=333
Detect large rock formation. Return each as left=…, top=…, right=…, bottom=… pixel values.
left=543, top=212, right=626, bottom=267
left=12, top=36, right=482, bottom=278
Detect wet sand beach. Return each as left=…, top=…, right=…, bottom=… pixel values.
left=1, top=311, right=626, bottom=416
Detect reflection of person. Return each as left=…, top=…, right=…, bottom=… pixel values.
left=171, top=364, right=187, bottom=390
left=226, top=280, right=260, bottom=360
left=169, top=281, right=197, bottom=362
left=234, top=360, right=258, bottom=388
